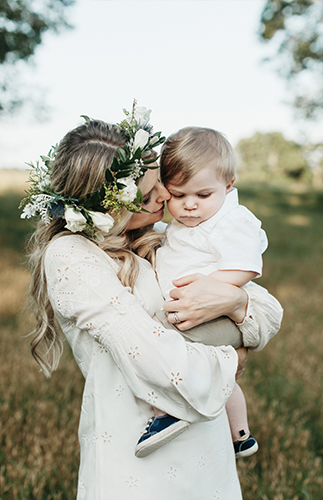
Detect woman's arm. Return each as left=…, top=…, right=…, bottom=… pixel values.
left=45, top=235, right=238, bottom=424
left=163, top=273, right=283, bottom=351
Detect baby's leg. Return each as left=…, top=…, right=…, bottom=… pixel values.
left=225, top=383, right=249, bottom=441
left=152, top=407, right=167, bottom=417
left=226, top=383, right=258, bottom=458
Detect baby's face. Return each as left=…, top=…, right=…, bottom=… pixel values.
left=166, top=167, right=233, bottom=227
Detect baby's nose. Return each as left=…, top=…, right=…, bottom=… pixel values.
left=184, top=197, right=197, bottom=209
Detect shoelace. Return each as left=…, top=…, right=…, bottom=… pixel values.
left=142, top=418, right=154, bottom=434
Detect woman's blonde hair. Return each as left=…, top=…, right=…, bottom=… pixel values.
left=160, top=126, right=236, bottom=186
left=27, top=120, right=163, bottom=377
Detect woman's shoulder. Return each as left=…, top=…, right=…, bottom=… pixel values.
left=45, top=234, right=119, bottom=272
left=46, top=233, right=97, bottom=255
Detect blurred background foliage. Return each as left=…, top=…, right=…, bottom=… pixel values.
left=236, top=132, right=323, bottom=186
left=0, top=0, right=74, bottom=113
left=259, top=0, right=323, bottom=119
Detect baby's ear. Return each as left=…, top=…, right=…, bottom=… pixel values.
left=226, top=178, right=235, bottom=194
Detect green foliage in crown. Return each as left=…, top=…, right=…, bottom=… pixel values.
left=19, top=100, right=165, bottom=241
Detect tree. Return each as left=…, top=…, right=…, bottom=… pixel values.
left=236, top=132, right=311, bottom=182
left=259, top=0, right=323, bottom=119
left=0, top=0, right=74, bottom=112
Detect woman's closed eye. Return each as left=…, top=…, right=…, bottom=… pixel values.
left=142, top=194, right=151, bottom=205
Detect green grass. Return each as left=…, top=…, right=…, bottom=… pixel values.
left=1, top=184, right=323, bottom=499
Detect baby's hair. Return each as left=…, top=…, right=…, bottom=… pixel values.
left=160, top=126, right=236, bottom=186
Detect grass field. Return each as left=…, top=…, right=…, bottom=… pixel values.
left=1, top=174, right=323, bottom=499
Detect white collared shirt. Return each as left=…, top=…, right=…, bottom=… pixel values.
left=156, top=188, right=268, bottom=300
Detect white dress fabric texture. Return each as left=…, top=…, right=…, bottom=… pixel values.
left=44, top=234, right=282, bottom=499
left=156, top=188, right=268, bottom=301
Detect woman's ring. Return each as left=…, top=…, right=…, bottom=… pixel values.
left=173, top=312, right=181, bottom=324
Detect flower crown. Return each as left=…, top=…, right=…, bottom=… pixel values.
left=19, top=100, right=165, bottom=241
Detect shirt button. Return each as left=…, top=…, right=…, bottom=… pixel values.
left=190, top=229, right=194, bottom=237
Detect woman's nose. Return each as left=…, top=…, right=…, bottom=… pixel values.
left=157, top=183, right=171, bottom=202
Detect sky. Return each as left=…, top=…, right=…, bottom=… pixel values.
left=1, top=0, right=322, bottom=169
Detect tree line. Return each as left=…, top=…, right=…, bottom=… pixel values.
left=235, top=132, right=323, bottom=186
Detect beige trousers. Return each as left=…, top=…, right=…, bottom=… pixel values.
left=155, top=310, right=243, bottom=349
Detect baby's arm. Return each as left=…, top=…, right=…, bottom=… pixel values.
left=209, top=270, right=258, bottom=288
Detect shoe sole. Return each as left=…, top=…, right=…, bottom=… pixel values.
left=135, top=420, right=190, bottom=458
left=235, top=441, right=259, bottom=458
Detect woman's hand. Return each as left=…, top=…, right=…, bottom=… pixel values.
left=163, top=273, right=248, bottom=331
left=235, top=347, right=248, bottom=380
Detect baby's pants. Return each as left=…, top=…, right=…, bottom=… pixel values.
left=155, top=310, right=243, bottom=349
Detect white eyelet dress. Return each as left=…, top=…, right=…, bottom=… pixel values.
left=44, top=234, right=282, bottom=500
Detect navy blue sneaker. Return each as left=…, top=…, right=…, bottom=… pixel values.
left=234, top=430, right=259, bottom=458
left=135, top=415, right=190, bottom=458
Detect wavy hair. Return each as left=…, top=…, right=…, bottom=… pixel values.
left=27, top=120, right=163, bottom=377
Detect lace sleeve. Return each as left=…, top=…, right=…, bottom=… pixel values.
left=236, top=281, right=283, bottom=351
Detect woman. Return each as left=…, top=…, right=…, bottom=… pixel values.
left=21, top=105, right=282, bottom=499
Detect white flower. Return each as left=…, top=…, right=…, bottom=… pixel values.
left=21, top=194, right=55, bottom=222
left=133, top=129, right=149, bottom=151
left=21, top=203, right=36, bottom=219
left=117, top=177, right=138, bottom=203
left=64, top=207, right=87, bottom=232
left=88, top=211, right=114, bottom=233
left=38, top=175, right=51, bottom=190
left=135, top=107, right=151, bottom=127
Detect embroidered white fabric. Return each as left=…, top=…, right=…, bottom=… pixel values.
left=238, top=281, right=283, bottom=350
left=44, top=234, right=281, bottom=499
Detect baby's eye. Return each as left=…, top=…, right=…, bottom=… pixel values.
left=170, top=193, right=184, bottom=199
left=198, top=193, right=211, bottom=198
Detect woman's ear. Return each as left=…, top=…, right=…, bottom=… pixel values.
left=226, top=178, right=235, bottom=194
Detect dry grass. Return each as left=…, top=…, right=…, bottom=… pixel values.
left=0, top=324, right=82, bottom=500
left=1, top=181, right=323, bottom=499
left=236, top=183, right=323, bottom=499
left=0, top=250, right=30, bottom=317
left=0, top=251, right=82, bottom=499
